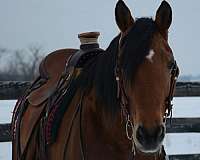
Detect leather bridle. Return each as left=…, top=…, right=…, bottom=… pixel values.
left=115, top=33, right=179, bottom=159
left=164, top=60, right=179, bottom=120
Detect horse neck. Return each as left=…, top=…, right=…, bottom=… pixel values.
left=81, top=90, right=130, bottom=157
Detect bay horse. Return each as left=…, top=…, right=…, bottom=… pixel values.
left=12, top=0, right=179, bottom=160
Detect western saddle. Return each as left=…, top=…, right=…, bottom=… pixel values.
left=27, top=32, right=104, bottom=106
left=12, top=32, right=105, bottom=157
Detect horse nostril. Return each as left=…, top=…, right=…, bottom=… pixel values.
left=136, top=126, right=146, bottom=144
left=157, top=125, right=165, bottom=140
left=136, top=125, right=165, bottom=146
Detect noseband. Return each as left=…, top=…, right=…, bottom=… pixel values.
left=115, top=33, right=179, bottom=159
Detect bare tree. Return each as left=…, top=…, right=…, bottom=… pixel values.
left=0, top=48, right=8, bottom=59
left=0, top=46, right=44, bottom=81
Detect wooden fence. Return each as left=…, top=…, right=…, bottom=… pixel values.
left=0, top=81, right=200, bottom=160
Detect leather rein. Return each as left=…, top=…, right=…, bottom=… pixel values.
left=114, top=32, right=179, bottom=158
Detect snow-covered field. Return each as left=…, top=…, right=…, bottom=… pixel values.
left=0, top=98, right=200, bottom=159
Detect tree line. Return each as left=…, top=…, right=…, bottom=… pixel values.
left=0, top=46, right=44, bottom=81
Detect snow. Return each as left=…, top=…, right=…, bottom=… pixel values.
left=172, top=97, right=200, bottom=118
left=0, top=142, right=12, bottom=160
left=0, top=98, right=200, bottom=159
left=164, top=133, right=200, bottom=155
left=0, top=100, right=16, bottom=123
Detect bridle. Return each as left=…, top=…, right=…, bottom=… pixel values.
left=114, top=32, right=179, bottom=159
left=164, top=60, right=179, bottom=121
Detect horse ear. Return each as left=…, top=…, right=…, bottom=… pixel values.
left=115, top=0, right=134, bottom=33
left=155, top=1, right=172, bottom=38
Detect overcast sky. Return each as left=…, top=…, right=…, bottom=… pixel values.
left=0, top=0, right=199, bottom=75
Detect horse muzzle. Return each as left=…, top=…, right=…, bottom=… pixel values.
left=134, top=124, right=165, bottom=153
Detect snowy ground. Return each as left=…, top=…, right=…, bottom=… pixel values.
left=0, top=98, right=200, bottom=159
left=0, top=142, right=11, bottom=160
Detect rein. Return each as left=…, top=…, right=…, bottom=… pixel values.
left=115, top=32, right=179, bottom=159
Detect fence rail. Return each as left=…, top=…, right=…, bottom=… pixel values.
left=0, top=81, right=30, bottom=100
left=1, top=118, right=200, bottom=142
left=0, top=123, right=10, bottom=142
left=0, top=81, right=200, bottom=160
left=1, top=81, right=200, bottom=100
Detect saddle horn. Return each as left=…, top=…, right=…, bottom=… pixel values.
left=78, top=32, right=100, bottom=45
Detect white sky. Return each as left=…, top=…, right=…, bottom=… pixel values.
left=0, top=0, right=199, bottom=75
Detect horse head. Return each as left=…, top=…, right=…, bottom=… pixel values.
left=115, top=0, right=179, bottom=154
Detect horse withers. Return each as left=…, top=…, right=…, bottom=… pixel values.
left=12, top=0, right=179, bottom=160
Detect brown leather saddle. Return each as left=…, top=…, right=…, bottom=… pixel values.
left=27, top=32, right=102, bottom=106
left=27, top=49, right=76, bottom=106
left=12, top=40, right=104, bottom=158
left=27, top=45, right=104, bottom=106
left=12, top=48, right=77, bottom=157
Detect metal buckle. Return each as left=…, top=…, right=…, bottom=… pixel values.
left=125, top=115, right=136, bottom=155
left=126, top=115, right=134, bottom=140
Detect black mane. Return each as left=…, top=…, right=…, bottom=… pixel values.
left=121, top=18, right=157, bottom=81
left=76, top=18, right=157, bottom=115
